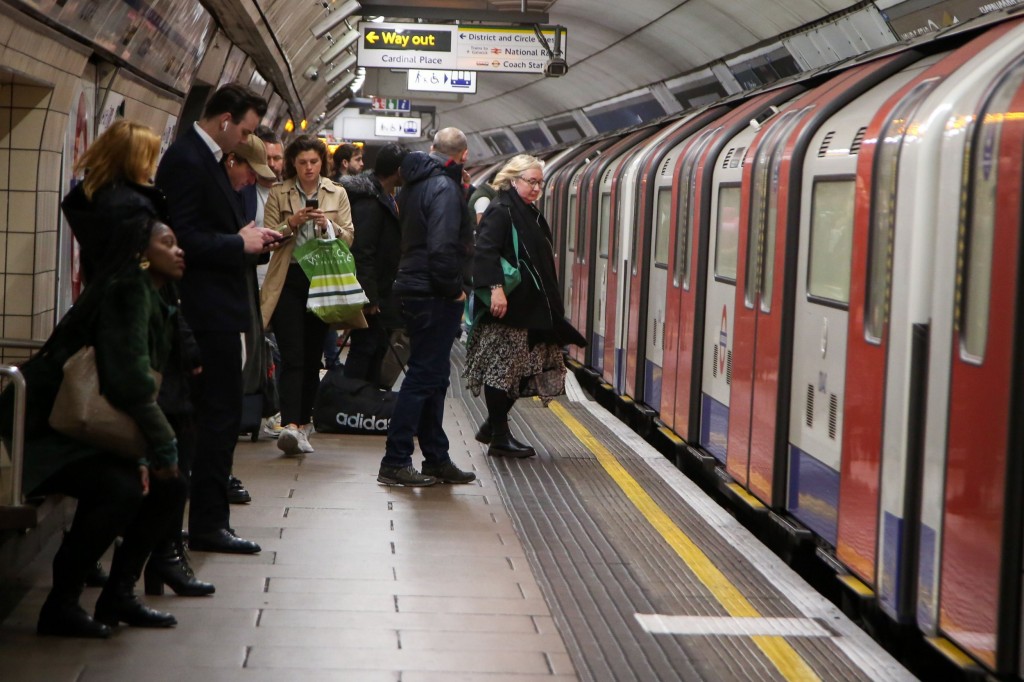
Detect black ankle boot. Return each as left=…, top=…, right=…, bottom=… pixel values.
left=84, top=560, right=108, bottom=588
left=477, top=420, right=534, bottom=451
left=486, top=423, right=536, bottom=458
left=94, top=581, right=177, bottom=628
left=145, top=540, right=215, bottom=597
left=37, top=593, right=111, bottom=639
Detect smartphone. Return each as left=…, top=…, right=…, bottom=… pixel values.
left=305, top=198, right=319, bottom=210
left=270, top=233, right=293, bottom=244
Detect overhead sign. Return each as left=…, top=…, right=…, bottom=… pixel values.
left=375, top=116, right=421, bottom=138
left=456, top=25, right=567, bottom=74
left=359, top=21, right=567, bottom=75
left=370, top=96, right=411, bottom=112
left=358, top=22, right=456, bottom=69
left=407, top=70, right=477, bottom=94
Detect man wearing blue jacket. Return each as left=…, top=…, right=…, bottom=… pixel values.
left=377, top=128, right=477, bottom=487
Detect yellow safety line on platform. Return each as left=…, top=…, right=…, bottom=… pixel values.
left=549, top=401, right=821, bottom=682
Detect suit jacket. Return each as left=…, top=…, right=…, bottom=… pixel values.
left=239, top=183, right=258, bottom=224
left=155, top=127, right=250, bottom=333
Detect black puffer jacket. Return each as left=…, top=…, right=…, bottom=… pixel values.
left=393, top=152, right=473, bottom=299
left=339, top=172, right=402, bottom=328
left=61, top=180, right=169, bottom=283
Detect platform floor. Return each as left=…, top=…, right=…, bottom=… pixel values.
left=0, top=358, right=915, bottom=681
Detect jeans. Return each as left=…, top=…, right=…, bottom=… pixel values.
left=381, top=297, right=463, bottom=469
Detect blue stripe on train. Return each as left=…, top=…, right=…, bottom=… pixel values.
left=592, top=333, right=604, bottom=373
left=644, top=359, right=662, bottom=412
left=787, top=445, right=839, bottom=547
left=699, top=393, right=728, bottom=463
left=879, top=512, right=907, bottom=622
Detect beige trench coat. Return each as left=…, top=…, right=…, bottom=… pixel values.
left=260, top=177, right=367, bottom=329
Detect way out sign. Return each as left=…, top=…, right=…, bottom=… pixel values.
left=359, top=22, right=456, bottom=69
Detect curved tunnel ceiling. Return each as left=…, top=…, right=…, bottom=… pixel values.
left=206, top=0, right=871, bottom=135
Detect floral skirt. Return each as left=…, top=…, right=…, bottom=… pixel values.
left=464, top=321, right=566, bottom=405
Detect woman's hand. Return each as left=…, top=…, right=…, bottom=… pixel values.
left=490, top=287, right=507, bottom=318
left=139, top=465, right=150, bottom=496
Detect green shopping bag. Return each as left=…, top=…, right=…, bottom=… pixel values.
left=464, top=219, right=539, bottom=338
left=293, top=232, right=368, bottom=324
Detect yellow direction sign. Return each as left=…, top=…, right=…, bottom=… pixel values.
left=359, top=22, right=456, bottom=69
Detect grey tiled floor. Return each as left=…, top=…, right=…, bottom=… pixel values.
left=0, top=394, right=578, bottom=681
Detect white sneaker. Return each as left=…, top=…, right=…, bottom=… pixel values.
left=296, top=424, right=315, bottom=453
left=261, top=416, right=283, bottom=439
left=277, top=424, right=303, bottom=456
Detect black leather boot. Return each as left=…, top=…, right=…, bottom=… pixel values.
left=37, top=591, right=111, bottom=639
left=84, top=560, right=108, bottom=587
left=476, top=421, right=535, bottom=451
left=94, top=579, right=177, bottom=628
left=486, top=422, right=536, bottom=458
left=144, top=539, right=215, bottom=597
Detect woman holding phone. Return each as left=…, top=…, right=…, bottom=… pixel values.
left=261, top=135, right=355, bottom=456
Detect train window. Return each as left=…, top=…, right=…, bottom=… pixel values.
left=808, top=178, right=856, bottom=306
left=866, top=79, right=939, bottom=343
left=961, top=60, right=1024, bottom=361
left=674, top=129, right=717, bottom=289
left=598, top=192, right=612, bottom=258
left=762, top=109, right=807, bottom=313
left=567, top=194, right=578, bottom=253
left=654, top=187, right=671, bottom=267
left=715, top=184, right=741, bottom=282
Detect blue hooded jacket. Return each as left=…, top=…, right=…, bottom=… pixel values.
left=393, top=151, right=474, bottom=298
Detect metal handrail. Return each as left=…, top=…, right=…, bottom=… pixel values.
left=0, top=338, right=44, bottom=350
left=0, top=365, right=26, bottom=507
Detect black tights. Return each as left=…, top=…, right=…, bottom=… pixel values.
left=484, top=385, right=516, bottom=428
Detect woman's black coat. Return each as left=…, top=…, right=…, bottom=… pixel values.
left=472, top=189, right=584, bottom=347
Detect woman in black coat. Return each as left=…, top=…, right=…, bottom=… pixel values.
left=464, top=154, right=585, bottom=458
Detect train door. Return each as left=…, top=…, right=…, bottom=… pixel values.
left=787, top=60, right=931, bottom=548
left=833, top=23, right=1018, bottom=623
left=626, top=111, right=725, bottom=407
left=697, top=124, right=760, bottom=463
left=729, top=55, right=914, bottom=504
left=578, top=128, right=657, bottom=373
left=662, top=90, right=803, bottom=440
left=928, top=48, right=1024, bottom=675
left=604, top=142, right=651, bottom=391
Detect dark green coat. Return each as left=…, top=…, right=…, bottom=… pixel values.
left=8, top=269, right=178, bottom=494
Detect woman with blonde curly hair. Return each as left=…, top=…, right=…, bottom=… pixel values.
left=464, top=154, right=585, bottom=458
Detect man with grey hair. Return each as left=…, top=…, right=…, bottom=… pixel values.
left=377, top=127, right=476, bottom=487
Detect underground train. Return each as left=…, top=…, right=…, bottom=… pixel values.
left=471, top=13, right=1024, bottom=678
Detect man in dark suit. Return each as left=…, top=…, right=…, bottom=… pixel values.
left=156, top=84, right=279, bottom=554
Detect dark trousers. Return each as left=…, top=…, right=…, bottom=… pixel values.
left=343, top=313, right=389, bottom=387
left=37, top=455, right=185, bottom=597
left=272, top=263, right=327, bottom=426
left=189, top=330, right=242, bottom=536
left=381, top=297, right=463, bottom=468
left=164, top=413, right=196, bottom=543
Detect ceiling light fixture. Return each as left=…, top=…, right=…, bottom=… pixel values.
left=311, top=0, right=360, bottom=40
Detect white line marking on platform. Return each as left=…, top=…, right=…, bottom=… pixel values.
left=636, top=614, right=830, bottom=637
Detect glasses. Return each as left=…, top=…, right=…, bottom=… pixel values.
left=517, top=177, right=545, bottom=189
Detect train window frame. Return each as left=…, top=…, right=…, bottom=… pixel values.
left=567, top=192, right=578, bottom=254
left=597, top=191, right=612, bottom=260
left=745, top=109, right=800, bottom=310
left=865, top=79, right=939, bottom=344
left=806, top=175, right=857, bottom=310
left=959, top=59, right=1024, bottom=363
left=761, top=109, right=807, bottom=313
left=654, top=185, right=672, bottom=269
left=714, top=182, right=742, bottom=283
left=674, top=129, right=718, bottom=291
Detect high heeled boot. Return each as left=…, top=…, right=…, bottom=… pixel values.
left=486, top=421, right=536, bottom=458
left=144, top=538, right=215, bottom=597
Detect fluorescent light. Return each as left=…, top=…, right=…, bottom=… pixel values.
left=328, top=71, right=357, bottom=100
left=311, top=0, right=360, bottom=40
left=324, top=52, right=357, bottom=81
left=319, top=28, right=359, bottom=63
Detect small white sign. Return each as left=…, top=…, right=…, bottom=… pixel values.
left=375, top=116, right=422, bottom=138
left=407, top=70, right=477, bottom=94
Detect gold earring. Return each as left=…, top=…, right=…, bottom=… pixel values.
left=139, top=257, right=150, bottom=270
